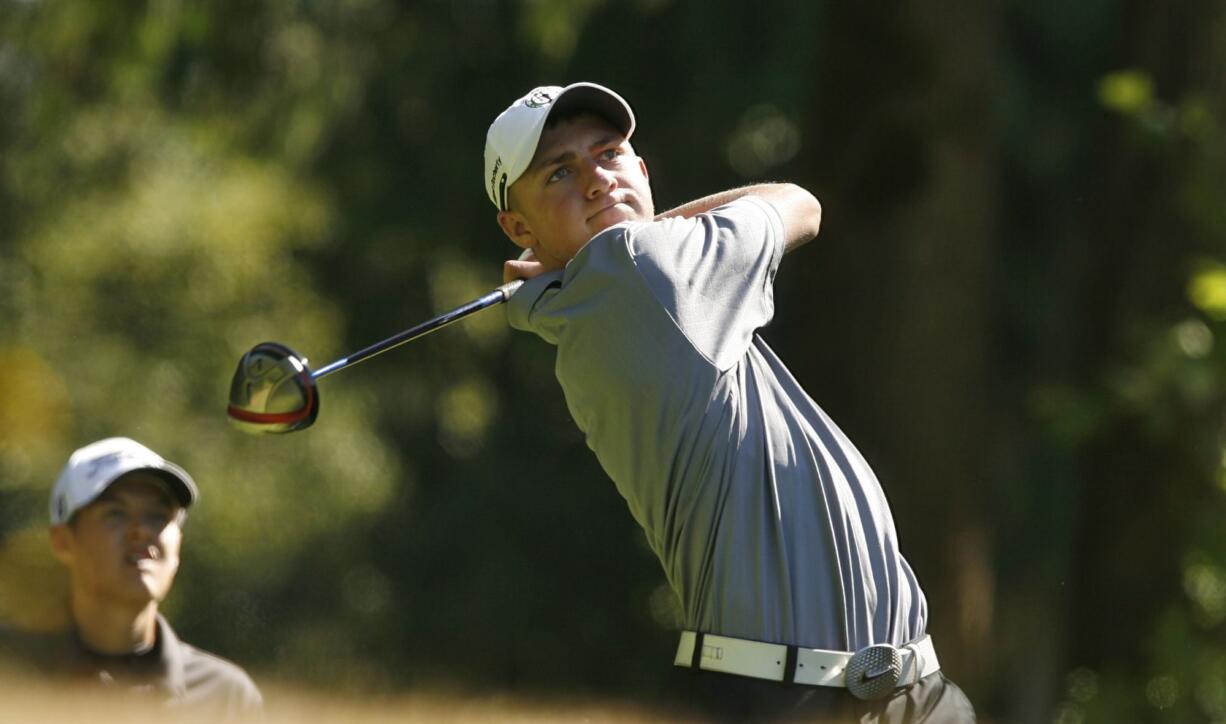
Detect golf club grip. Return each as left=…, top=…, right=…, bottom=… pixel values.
left=311, top=282, right=523, bottom=380
left=498, top=278, right=524, bottom=298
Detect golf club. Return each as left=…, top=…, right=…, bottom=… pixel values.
left=227, top=278, right=524, bottom=435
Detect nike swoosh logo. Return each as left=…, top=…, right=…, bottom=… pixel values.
left=862, top=666, right=894, bottom=681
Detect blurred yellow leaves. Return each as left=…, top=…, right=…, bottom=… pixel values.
left=518, top=0, right=605, bottom=65
left=1189, top=263, right=1226, bottom=321
left=0, top=347, right=71, bottom=490
left=1099, top=68, right=1220, bottom=143
left=1184, top=554, right=1226, bottom=627
left=270, top=22, right=325, bottom=92
left=425, top=258, right=510, bottom=457
left=1097, top=70, right=1154, bottom=114
left=0, top=526, right=69, bottom=632
left=31, top=114, right=331, bottom=297
left=1, top=88, right=398, bottom=607
left=1145, top=674, right=1180, bottom=710
left=177, top=391, right=401, bottom=578
left=437, top=378, right=497, bottom=458
left=429, top=258, right=513, bottom=350
left=727, top=105, right=801, bottom=178
left=1171, top=319, right=1214, bottom=358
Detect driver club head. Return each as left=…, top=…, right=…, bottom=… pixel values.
left=227, top=342, right=319, bottom=435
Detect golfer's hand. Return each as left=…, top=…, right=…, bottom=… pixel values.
left=503, top=248, right=548, bottom=284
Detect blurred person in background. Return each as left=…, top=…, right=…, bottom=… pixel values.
left=0, top=437, right=262, bottom=720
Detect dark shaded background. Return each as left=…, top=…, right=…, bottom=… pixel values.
left=1, top=1, right=1224, bottom=721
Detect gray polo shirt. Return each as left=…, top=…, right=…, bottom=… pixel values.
left=507, top=196, right=927, bottom=651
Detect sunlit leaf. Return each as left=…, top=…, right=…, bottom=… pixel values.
left=1188, top=264, right=1226, bottom=320
left=1098, top=70, right=1154, bottom=114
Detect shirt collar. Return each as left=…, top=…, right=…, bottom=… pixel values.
left=153, top=614, right=188, bottom=696
left=67, top=614, right=187, bottom=696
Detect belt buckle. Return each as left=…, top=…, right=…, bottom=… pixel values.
left=845, top=644, right=902, bottom=701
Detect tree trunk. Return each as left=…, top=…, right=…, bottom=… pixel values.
left=787, top=0, right=1000, bottom=701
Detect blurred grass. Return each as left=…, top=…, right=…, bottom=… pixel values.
left=0, top=672, right=695, bottom=724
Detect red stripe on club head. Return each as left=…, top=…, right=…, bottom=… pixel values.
left=226, top=404, right=313, bottom=424
left=227, top=370, right=317, bottom=425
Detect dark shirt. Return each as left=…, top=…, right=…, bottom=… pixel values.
left=0, top=614, right=262, bottom=720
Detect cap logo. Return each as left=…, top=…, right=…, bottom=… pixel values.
left=489, top=157, right=503, bottom=199
left=85, top=450, right=141, bottom=481
left=56, top=495, right=68, bottom=521
left=526, top=90, right=556, bottom=108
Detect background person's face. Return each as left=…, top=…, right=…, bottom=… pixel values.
left=500, top=113, right=654, bottom=268
left=52, top=473, right=183, bottom=609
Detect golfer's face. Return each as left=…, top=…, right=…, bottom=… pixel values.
left=510, top=113, right=654, bottom=268
left=57, top=473, right=183, bottom=607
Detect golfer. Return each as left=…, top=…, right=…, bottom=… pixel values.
left=486, top=83, right=975, bottom=721
left=0, top=437, right=262, bottom=720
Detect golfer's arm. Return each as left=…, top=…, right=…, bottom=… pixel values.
left=654, top=183, right=822, bottom=253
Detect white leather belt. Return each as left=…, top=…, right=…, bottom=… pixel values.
left=674, top=631, right=940, bottom=701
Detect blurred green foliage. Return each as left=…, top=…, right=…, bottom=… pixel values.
left=1046, top=61, right=1226, bottom=724
left=0, top=1, right=1224, bottom=721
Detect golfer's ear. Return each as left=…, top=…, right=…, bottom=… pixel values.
left=49, top=524, right=74, bottom=565
left=497, top=209, right=536, bottom=251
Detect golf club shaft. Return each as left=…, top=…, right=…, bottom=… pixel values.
left=311, top=279, right=524, bottom=380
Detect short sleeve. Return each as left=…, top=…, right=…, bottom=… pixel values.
left=505, top=269, right=566, bottom=343
left=626, top=196, right=785, bottom=370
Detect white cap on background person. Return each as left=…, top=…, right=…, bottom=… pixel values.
left=49, top=437, right=198, bottom=525
left=484, top=82, right=636, bottom=211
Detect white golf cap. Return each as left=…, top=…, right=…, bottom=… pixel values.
left=49, top=437, right=198, bottom=525
left=484, top=82, right=636, bottom=211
